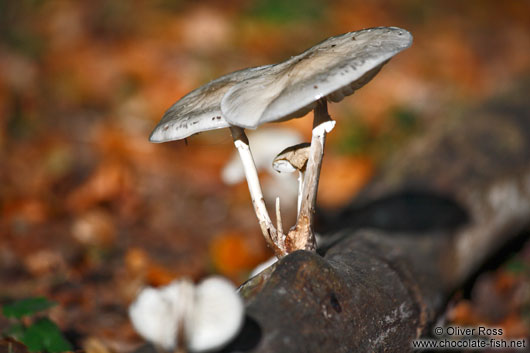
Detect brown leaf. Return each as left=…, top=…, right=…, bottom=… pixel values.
left=67, top=162, right=132, bottom=212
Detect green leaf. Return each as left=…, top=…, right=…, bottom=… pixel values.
left=4, top=322, right=26, bottom=340
left=21, top=318, right=72, bottom=353
left=249, top=0, right=323, bottom=23
left=505, top=258, right=526, bottom=274
left=335, top=119, right=371, bottom=156
left=20, top=323, right=45, bottom=352
left=2, top=297, right=57, bottom=319
left=392, top=106, right=418, bottom=131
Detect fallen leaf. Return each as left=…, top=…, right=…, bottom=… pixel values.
left=318, top=156, right=373, bottom=207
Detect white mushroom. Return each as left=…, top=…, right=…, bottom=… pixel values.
left=149, top=26, right=413, bottom=257
left=221, top=26, right=412, bottom=253
left=128, top=283, right=182, bottom=350
left=129, top=277, right=244, bottom=352
left=186, top=277, right=244, bottom=352
left=273, top=142, right=311, bottom=214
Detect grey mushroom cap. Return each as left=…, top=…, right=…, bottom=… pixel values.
left=221, top=27, right=413, bottom=129
left=149, top=26, right=412, bottom=143
left=149, top=65, right=272, bottom=143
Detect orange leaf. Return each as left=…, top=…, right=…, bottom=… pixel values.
left=210, top=231, right=265, bottom=279
left=318, top=156, right=374, bottom=208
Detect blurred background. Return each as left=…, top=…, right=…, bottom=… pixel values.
left=0, top=0, right=529, bottom=351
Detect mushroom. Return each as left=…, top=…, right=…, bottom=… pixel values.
left=221, top=26, right=412, bottom=253
left=272, top=142, right=311, bottom=215
left=128, top=283, right=182, bottom=350
left=186, top=277, right=244, bottom=352
left=149, top=26, right=412, bottom=257
left=129, top=276, right=244, bottom=352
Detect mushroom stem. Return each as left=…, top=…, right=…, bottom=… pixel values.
left=297, top=171, right=304, bottom=216
left=276, top=197, right=283, bottom=235
left=177, top=279, right=194, bottom=353
left=287, top=99, right=335, bottom=252
left=229, top=127, right=286, bottom=257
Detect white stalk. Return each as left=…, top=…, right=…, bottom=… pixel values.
left=276, top=197, right=283, bottom=235
left=230, top=127, right=286, bottom=257
left=177, top=279, right=194, bottom=352
left=287, top=100, right=335, bottom=252
left=297, top=171, right=304, bottom=216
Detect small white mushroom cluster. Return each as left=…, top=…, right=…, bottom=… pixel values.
left=129, top=277, right=244, bottom=352
left=150, top=27, right=413, bottom=258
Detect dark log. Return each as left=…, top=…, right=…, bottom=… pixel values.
left=221, top=82, right=530, bottom=352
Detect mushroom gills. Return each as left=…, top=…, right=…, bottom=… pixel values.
left=327, top=64, right=384, bottom=103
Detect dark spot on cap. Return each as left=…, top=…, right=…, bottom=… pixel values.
left=331, top=44, right=336, bottom=48
left=313, top=85, right=318, bottom=89
left=163, top=125, right=169, bottom=131
left=212, top=117, right=216, bottom=121
left=352, top=36, right=356, bottom=41
left=330, top=293, right=341, bottom=313
left=216, top=116, right=221, bottom=120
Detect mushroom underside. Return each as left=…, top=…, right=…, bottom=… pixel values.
left=269, top=63, right=385, bottom=124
